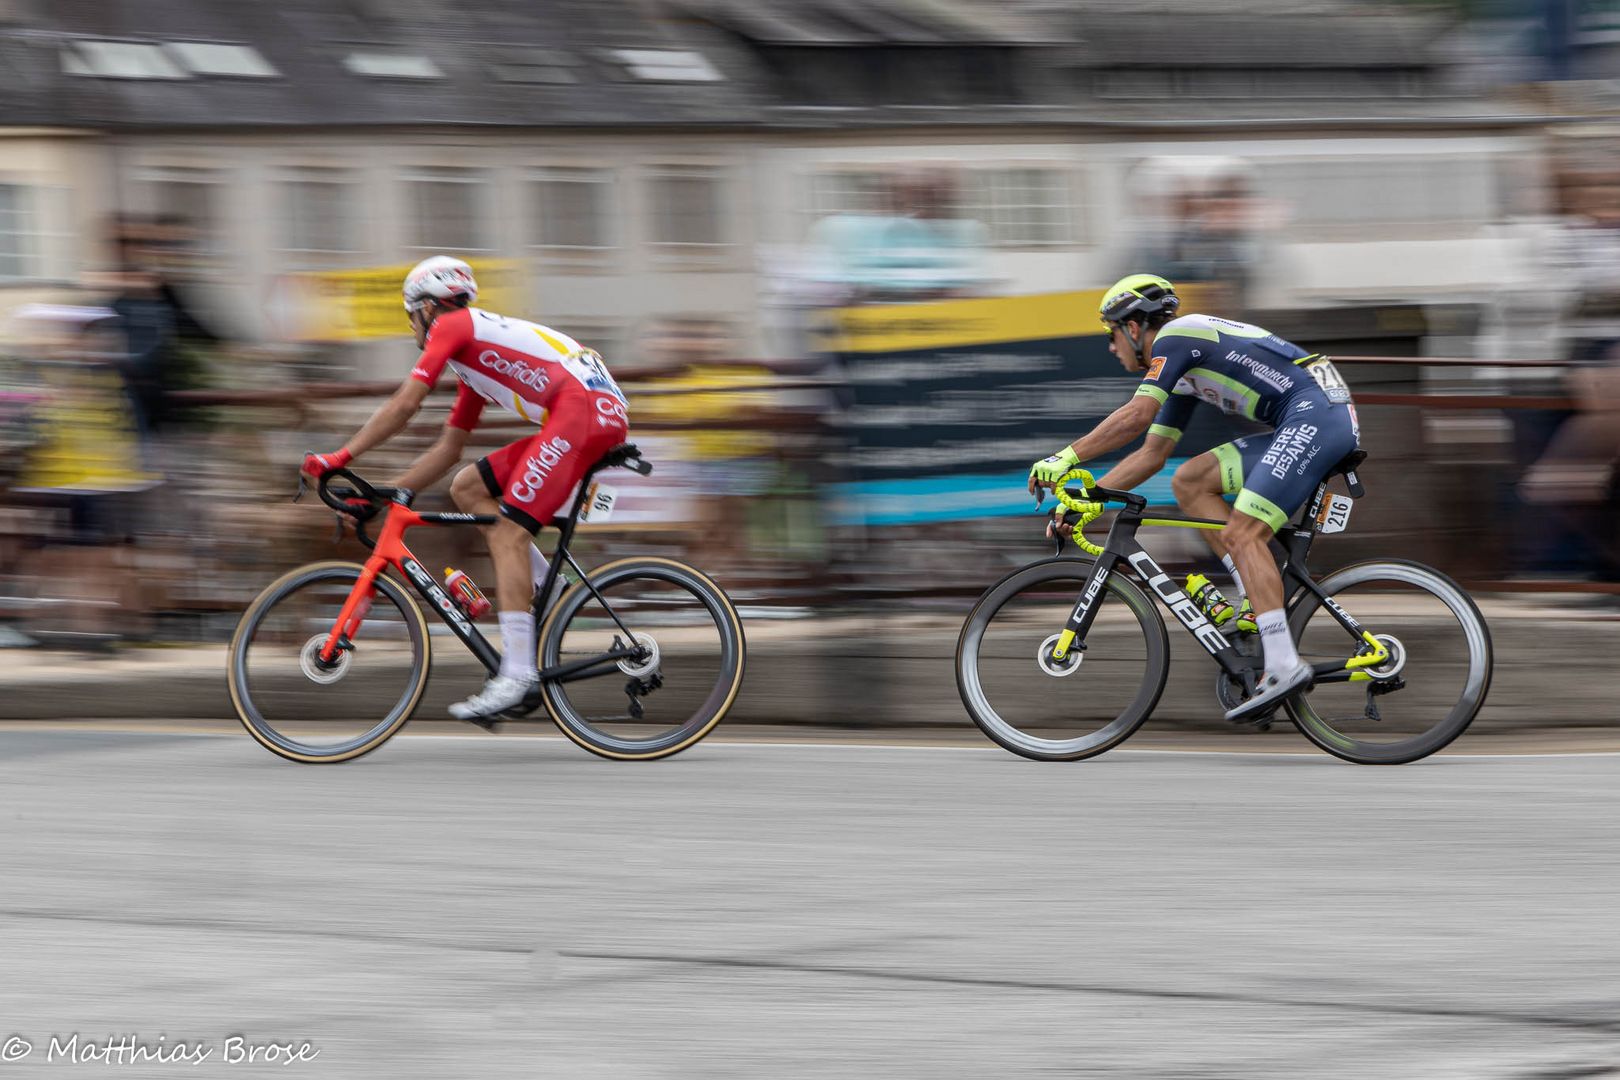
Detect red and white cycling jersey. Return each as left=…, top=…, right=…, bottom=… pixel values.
left=410, top=307, right=629, bottom=432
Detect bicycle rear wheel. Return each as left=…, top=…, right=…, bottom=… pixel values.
left=537, top=556, right=744, bottom=760
left=1285, top=560, right=1492, bottom=765
left=228, top=561, right=430, bottom=763
left=956, top=558, right=1169, bottom=761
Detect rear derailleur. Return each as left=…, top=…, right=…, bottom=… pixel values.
left=1361, top=674, right=1406, bottom=723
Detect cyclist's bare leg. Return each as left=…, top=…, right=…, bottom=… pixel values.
left=1171, top=453, right=1232, bottom=561
left=1222, top=509, right=1302, bottom=682
left=1222, top=512, right=1281, bottom=613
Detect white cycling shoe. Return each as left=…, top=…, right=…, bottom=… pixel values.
left=449, top=674, right=537, bottom=721
left=1223, top=661, right=1313, bottom=723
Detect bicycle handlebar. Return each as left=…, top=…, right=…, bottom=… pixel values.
left=1049, top=469, right=1148, bottom=557
left=302, top=464, right=413, bottom=551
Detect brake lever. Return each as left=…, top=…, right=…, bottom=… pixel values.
left=294, top=473, right=307, bottom=504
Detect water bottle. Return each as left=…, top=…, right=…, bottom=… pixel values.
left=443, top=567, right=491, bottom=620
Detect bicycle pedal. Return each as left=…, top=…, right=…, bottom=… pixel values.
left=463, top=716, right=503, bottom=734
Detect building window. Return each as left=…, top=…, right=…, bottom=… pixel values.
left=279, top=169, right=357, bottom=264
left=808, top=170, right=891, bottom=219
left=0, top=184, right=39, bottom=280
left=1256, top=157, right=1498, bottom=232
left=530, top=168, right=615, bottom=250
left=970, top=167, right=1075, bottom=246
left=404, top=167, right=491, bottom=252
left=133, top=167, right=224, bottom=256
left=647, top=165, right=727, bottom=248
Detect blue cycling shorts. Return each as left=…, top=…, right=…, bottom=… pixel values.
left=1208, top=396, right=1360, bottom=531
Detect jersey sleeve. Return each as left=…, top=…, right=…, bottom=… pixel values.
left=409, top=307, right=475, bottom=388
left=446, top=382, right=486, bottom=432
left=1147, top=393, right=1197, bottom=443
left=1132, top=336, right=1198, bottom=406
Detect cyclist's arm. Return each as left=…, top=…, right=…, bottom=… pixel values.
left=393, top=422, right=472, bottom=492
left=1094, top=389, right=1192, bottom=489
left=341, top=378, right=431, bottom=460
left=1065, top=394, right=1159, bottom=462
left=340, top=309, right=474, bottom=462
left=390, top=383, right=485, bottom=491
left=1095, top=433, right=1176, bottom=490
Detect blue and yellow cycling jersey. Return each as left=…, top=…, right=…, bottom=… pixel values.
left=1133, top=312, right=1361, bottom=531
left=1132, top=312, right=1350, bottom=439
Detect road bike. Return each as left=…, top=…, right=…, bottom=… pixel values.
left=228, top=443, right=745, bottom=763
left=955, top=451, right=1493, bottom=764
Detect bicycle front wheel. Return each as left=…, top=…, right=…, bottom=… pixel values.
left=956, top=558, right=1169, bottom=761
left=1286, top=559, right=1492, bottom=765
left=228, top=561, right=430, bottom=764
left=537, top=556, right=744, bottom=760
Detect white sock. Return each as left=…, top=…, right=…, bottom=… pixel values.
left=1221, top=554, right=1246, bottom=602
left=1255, top=609, right=1299, bottom=677
left=498, top=610, right=536, bottom=681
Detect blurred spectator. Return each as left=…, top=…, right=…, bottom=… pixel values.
left=103, top=214, right=222, bottom=443
left=1508, top=160, right=1620, bottom=582
left=1129, top=164, right=1264, bottom=314
left=4, top=307, right=160, bottom=648
left=633, top=318, right=782, bottom=572
left=807, top=167, right=989, bottom=302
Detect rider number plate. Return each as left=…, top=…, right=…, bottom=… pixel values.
left=580, top=482, right=618, bottom=523
left=1304, top=358, right=1353, bottom=404
left=1316, top=493, right=1353, bottom=534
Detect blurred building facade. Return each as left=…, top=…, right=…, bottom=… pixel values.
left=0, top=0, right=1553, bottom=375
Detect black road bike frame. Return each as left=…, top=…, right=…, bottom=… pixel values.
left=1055, top=458, right=1376, bottom=686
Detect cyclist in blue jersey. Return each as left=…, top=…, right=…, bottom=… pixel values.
left=1028, top=274, right=1361, bottom=720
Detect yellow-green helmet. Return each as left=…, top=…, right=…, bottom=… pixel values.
left=1099, top=273, right=1179, bottom=327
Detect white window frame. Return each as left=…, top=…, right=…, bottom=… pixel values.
left=0, top=183, right=44, bottom=283
left=644, top=163, right=732, bottom=264
left=967, top=165, right=1081, bottom=248
left=276, top=167, right=362, bottom=269
left=528, top=166, right=618, bottom=258
left=401, top=166, right=494, bottom=255
left=802, top=162, right=1085, bottom=249
left=130, top=165, right=228, bottom=258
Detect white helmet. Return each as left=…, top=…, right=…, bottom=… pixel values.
left=403, top=256, right=478, bottom=312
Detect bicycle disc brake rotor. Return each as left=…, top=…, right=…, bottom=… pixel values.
left=616, top=631, right=660, bottom=678
left=299, top=635, right=352, bottom=685
left=1037, top=633, right=1082, bottom=678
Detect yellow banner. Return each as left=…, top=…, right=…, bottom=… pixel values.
left=16, top=364, right=160, bottom=493
left=821, top=285, right=1217, bottom=354
left=277, top=259, right=526, bottom=342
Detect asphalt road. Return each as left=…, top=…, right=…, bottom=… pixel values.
left=4, top=730, right=1620, bottom=1079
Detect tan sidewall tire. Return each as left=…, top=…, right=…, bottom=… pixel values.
left=537, top=556, right=745, bottom=760
left=228, top=560, right=432, bottom=764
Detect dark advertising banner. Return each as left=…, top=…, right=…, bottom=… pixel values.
left=825, top=289, right=1228, bottom=526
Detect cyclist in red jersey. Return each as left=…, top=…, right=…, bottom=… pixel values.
left=301, top=257, right=630, bottom=719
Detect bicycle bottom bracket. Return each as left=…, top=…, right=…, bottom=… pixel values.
left=1365, top=633, right=1406, bottom=680
left=299, top=635, right=352, bottom=684
left=616, top=631, right=660, bottom=678
left=1037, top=633, right=1082, bottom=677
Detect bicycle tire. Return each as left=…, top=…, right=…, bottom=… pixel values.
left=1284, top=559, right=1492, bottom=765
left=228, top=561, right=431, bottom=764
left=956, top=557, right=1170, bottom=761
left=536, top=556, right=744, bottom=760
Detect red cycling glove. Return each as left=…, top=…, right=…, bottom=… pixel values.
left=301, top=448, right=353, bottom=479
